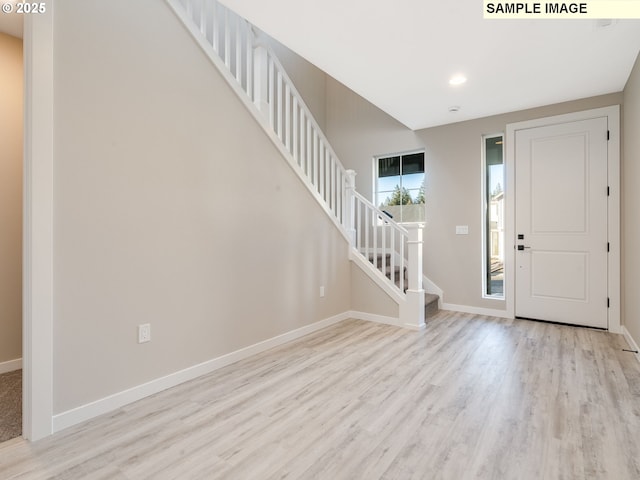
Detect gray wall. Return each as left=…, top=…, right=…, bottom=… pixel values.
left=326, top=76, right=622, bottom=310
left=51, top=0, right=351, bottom=414
left=0, top=33, right=22, bottom=366
left=264, top=34, right=327, bottom=131
left=350, top=264, right=399, bottom=319
left=623, top=52, right=640, bottom=344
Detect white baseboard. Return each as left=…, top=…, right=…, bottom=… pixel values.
left=403, top=322, right=426, bottom=331
left=0, top=358, right=22, bottom=375
left=349, top=310, right=426, bottom=331
left=349, top=310, right=401, bottom=327
left=622, top=327, right=640, bottom=365
left=49, top=310, right=638, bottom=434
left=441, top=303, right=512, bottom=319
left=52, top=312, right=349, bottom=433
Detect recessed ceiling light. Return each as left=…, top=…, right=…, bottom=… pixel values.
left=449, top=74, right=467, bottom=86
left=448, top=106, right=461, bottom=113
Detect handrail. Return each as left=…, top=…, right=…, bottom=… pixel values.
left=261, top=42, right=348, bottom=224
left=352, top=191, right=409, bottom=234
left=351, top=191, right=408, bottom=294
left=262, top=40, right=347, bottom=177
left=175, top=0, right=348, bottom=225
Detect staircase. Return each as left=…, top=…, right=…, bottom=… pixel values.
left=369, top=253, right=440, bottom=320
left=167, top=0, right=438, bottom=327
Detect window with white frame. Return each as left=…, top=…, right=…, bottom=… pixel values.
left=375, top=151, right=425, bottom=223
left=483, top=134, right=504, bottom=298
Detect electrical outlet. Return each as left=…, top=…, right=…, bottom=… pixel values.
left=138, top=323, right=151, bottom=344
left=320, top=286, right=325, bottom=297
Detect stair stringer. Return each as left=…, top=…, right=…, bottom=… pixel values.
left=350, top=248, right=405, bottom=305
left=350, top=249, right=428, bottom=330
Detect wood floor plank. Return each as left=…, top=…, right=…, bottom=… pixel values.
left=2, top=314, right=639, bottom=479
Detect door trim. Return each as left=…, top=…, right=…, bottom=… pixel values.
left=23, top=3, right=54, bottom=441
left=505, top=106, right=620, bottom=333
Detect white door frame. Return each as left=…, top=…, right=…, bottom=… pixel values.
left=23, top=3, right=54, bottom=441
left=505, top=105, right=621, bottom=333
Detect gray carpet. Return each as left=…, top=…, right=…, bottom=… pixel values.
left=0, top=369, right=22, bottom=443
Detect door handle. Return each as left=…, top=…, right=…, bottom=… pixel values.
left=517, top=245, right=531, bottom=251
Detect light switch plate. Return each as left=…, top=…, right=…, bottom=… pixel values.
left=138, top=324, right=151, bottom=344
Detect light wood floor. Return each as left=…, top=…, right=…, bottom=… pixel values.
left=2, top=312, right=639, bottom=479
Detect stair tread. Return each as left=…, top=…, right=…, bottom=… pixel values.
left=424, top=293, right=440, bottom=324
left=425, top=293, right=439, bottom=305
left=384, top=266, right=405, bottom=274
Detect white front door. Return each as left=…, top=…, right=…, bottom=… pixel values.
left=514, top=117, right=608, bottom=328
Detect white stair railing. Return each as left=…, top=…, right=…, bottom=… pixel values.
left=169, top=0, right=426, bottom=326
left=173, top=0, right=346, bottom=224
left=351, top=191, right=409, bottom=295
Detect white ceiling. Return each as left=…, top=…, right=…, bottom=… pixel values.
left=2, top=2, right=638, bottom=129
left=220, top=0, right=640, bottom=130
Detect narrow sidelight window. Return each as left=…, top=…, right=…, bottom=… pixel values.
left=483, top=135, right=504, bottom=298
left=375, top=151, right=425, bottom=223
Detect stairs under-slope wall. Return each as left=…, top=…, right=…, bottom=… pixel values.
left=369, top=254, right=439, bottom=322
left=168, top=0, right=429, bottom=328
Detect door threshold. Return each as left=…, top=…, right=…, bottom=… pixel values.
left=515, top=316, right=607, bottom=331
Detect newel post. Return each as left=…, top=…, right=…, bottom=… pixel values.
left=345, top=170, right=357, bottom=246
left=252, top=32, right=269, bottom=117
left=401, top=224, right=425, bottom=329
